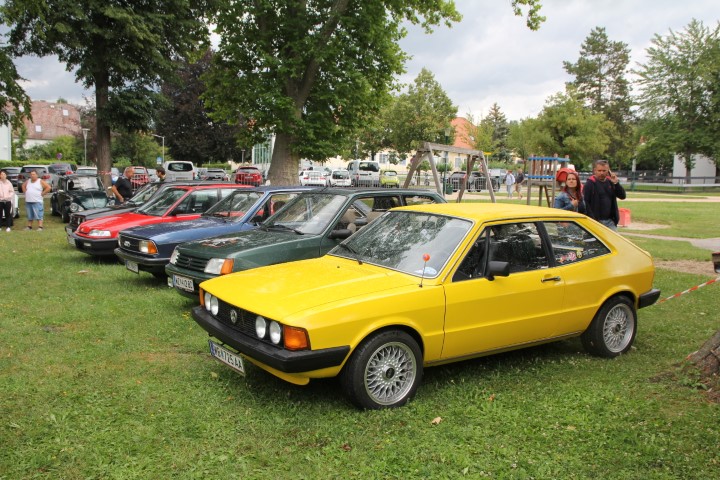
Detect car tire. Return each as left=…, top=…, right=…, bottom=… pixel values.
left=581, top=295, right=636, bottom=358
left=340, top=330, right=422, bottom=409
left=61, top=208, right=70, bottom=223
left=50, top=198, right=59, bottom=216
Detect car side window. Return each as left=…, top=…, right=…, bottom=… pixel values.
left=403, top=194, right=441, bottom=206
left=487, top=222, right=548, bottom=274
left=453, top=229, right=489, bottom=281
left=543, top=221, right=611, bottom=265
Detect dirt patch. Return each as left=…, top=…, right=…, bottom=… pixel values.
left=621, top=221, right=670, bottom=231
left=654, top=260, right=717, bottom=276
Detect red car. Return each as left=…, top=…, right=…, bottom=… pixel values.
left=68, top=183, right=248, bottom=257
left=131, top=166, right=151, bottom=191
left=235, top=166, right=263, bottom=186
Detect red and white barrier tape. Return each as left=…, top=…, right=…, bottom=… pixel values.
left=657, top=276, right=720, bottom=304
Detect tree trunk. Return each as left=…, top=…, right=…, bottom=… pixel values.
left=686, top=329, right=720, bottom=378
left=267, top=131, right=300, bottom=186
left=95, top=70, right=113, bottom=190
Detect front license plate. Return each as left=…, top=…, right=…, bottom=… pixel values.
left=209, top=340, right=245, bottom=375
left=65, top=226, right=72, bottom=235
left=126, top=260, right=139, bottom=274
left=173, top=274, right=194, bottom=292
left=67, top=235, right=75, bottom=247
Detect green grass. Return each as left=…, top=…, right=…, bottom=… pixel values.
left=1, top=200, right=719, bottom=479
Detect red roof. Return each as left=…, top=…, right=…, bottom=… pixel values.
left=451, top=117, right=475, bottom=150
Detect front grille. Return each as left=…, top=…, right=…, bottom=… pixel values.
left=69, top=215, right=84, bottom=229
left=214, top=299, right=279, bottom=348
left=174, top=252, right=208, bottom=272
left=118, top=234, right=141, bottom=253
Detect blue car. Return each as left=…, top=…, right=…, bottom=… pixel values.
left=114, top=186, right=314, bottom=279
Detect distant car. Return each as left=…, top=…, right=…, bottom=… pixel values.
left=17, top=165, right=51, bottom=188
left=50, top=174, right=111, bottom=222
left=166, top=188, right=446, bottom=299
left=298, top=169, right=328, bottom=186
left=47, top=163, right=77, bottom=190
left=1, top=166, right=21, bottom=190
left=0, top=190, right=19, bottom=221
left=69, top=183, right=248, bottom=257
left=347, top=160, right=380, bottom=187
left=235, top=166, right=263, bottom=186
left=163, top=161, right=196, bottom=182
left=76, top=166, right=98, bottom=176
left=380, top=170, right=400, bottom=188
left=115, top=186, right=312, bottom=279
left=111, top=167, right=120, bottom=185
left=328, top=169, right=351, bottom=187
left=131, top=166, right=150, bottom=191
left=193, top=203, right=661, bottom=409
left=203, top=168, right=229, bottom=181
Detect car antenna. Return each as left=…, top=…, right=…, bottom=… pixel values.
left=419, top=254, right=430, bottom=288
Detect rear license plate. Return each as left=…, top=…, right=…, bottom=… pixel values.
left=126, top=260, right=139, bottom=273
left=209, top=340, right=245, bottom=375
left=173, top=274, right=194, bottom=292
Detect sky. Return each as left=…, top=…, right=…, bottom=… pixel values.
left=12, top=0, right=720, bottom=122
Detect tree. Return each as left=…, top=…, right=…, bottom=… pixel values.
left=203, top=1, right=545, bottom=186
left=507, top=118, right=547, bottom=162
left=385, top=68, right=458, bottom=154
left=1, top=0, right=217, bottom=186
left=564, top=27, right=634, bottom=167
left=0, top=47, right=31, bottom=129
left=157, top=49, right=247, bottom=166
left=111, top=133, right=163, bottom=168
left=484, top=103, right=511, bottom=162
left=635, top=19, right=720, bottom=182
left=533, top=90, right=612, bottom=169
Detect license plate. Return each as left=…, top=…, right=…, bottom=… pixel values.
left=208, top=340, right=245, bottom=375
left=126, top=260, right=139, bottom=273
left=65, top=226, right=72, bottom=235
left=67, top=235, right=76, bottom=246
left=173, top=274, right=194, bottom=292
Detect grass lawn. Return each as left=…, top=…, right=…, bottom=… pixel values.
left=1, top=199, right=718, bottom=479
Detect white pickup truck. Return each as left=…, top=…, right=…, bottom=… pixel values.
left=347, top=160, right=380, bottom=187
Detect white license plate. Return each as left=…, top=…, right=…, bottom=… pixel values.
left=65, top=226, right=72, bottom=235
left=209, top=340, right=245, bottom=375
left=67, top=235, right=75, bottom=246
left=126, top=260, right=139, bottom=273
left=173, top=274, right=194, bottom=292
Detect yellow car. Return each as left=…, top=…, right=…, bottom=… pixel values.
left=193, top=203, right=660, bottom=409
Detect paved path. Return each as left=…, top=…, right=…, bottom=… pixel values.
left=620, top=233, right=720, bottom=252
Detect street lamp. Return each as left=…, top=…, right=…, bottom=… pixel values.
left=82, top=128, right=89, bottom=166
left=151, top=134, right=165, bottom=163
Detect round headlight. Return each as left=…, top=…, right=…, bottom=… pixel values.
left=269, top=321, right=282, bottom=345
left=69, top=202, right=80, bottom=212
left=255, top=316, right=267, bottom=339
left=204, top=291, right=213, bottom=311
left=169, top=248, right=179, bottom=264
left=209, top=296, right=219, bottom=316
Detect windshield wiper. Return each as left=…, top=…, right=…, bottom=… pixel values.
left=267, top=223, right=304, bottom=235
left=337, top=243, right=363, bottom=265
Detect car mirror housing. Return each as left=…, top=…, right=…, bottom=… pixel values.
left=486, top=261, right=510, bottom=281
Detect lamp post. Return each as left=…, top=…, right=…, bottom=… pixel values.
left=82, top=128, right=89, bottom=166
left=442, top=127, right=452, bottom=195
left=151, top=134, right=165, bottom=163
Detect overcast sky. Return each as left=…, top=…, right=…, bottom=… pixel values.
left=13, top=0, right=719, bottom=121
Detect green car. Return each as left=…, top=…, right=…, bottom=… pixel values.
left=166, top=188, right=445, bottom=299
left=380, top=169, right=400, bottom=188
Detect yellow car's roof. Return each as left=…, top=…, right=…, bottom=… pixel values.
left=396, top=202, right=585, bottom=222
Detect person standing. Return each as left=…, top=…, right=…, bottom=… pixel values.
left=504, top=169, right=515, bottom=198
left=0, top=170, right=15, bottom=231
left=554, top=171, right=586, bottom=213
left=21, top=170, right=51, bottom=231
left=583, top=160, right=626, bottom=230
left=514, top=167, right=525, bottom=199
left=111, top=166, right=135, bottom=203
left=155, top=166, right=166, bottom=182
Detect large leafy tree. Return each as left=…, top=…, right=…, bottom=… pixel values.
left=157, top=49, right=247, bottom=166
left=533, top=90, right=612, bottom=169
left=635, top=19, right=720, bottom=181
left=0, top=47, right=31, bottom=129
left=385, top=68, right=458, bottom=154
left=564, top=27, right=634, bottom=167
left=1, top=0, right=217, bottom=185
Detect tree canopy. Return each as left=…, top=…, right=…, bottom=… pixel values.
left=635, top=19, right=720, bottom=180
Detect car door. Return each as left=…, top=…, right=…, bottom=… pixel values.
left=441, top=221, right=566, bottom=359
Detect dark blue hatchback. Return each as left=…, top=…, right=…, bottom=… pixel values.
left=115, top=186, right=314, bottom=278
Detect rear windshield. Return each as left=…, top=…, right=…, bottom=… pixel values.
left=167, top=162, right=194, bottom=173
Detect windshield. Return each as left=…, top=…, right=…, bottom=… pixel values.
left=136, top=187, right=187, bottom=216
left=204, top=190, right=262, bottom=221
left=330, top=211, right=472, bottom=277
left=264, top=193, right=347, bottom=235
left=70, top=176, right=104, bottom=191
left=130, top=183, right=161, bottom=204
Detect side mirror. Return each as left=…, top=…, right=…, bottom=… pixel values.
left=251, top=214, right=264, bottom=224
left=329, top=229, right=353, bottom=240
left=486, top=261, right=510, bottom=281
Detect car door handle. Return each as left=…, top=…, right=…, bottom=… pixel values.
left=541, top=276, right=561, bottom=283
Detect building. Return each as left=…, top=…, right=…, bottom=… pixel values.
left=15, top=100, right=82, bottom=150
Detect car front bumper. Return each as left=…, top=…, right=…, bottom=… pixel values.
left=191, top=306, right=350, bottom=374
left=114, top=248, right=169, bottom=273
left=68, top=233, right=118, bottom=257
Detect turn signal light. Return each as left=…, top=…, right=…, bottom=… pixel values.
left=283, top=326, right=309, bottom=351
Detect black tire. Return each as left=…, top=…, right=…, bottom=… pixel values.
left=61, top=207, right=69, bottom=223
left=50, top=198, right=59, bottom=216
left=581, top=296, right=637, bottom=358
left=340, top=330, right=422, bottom=409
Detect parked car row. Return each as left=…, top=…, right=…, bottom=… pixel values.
left=57, top=180, right=661, bottom=410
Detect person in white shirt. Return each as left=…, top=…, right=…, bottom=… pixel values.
left=504, top=169, right=515, bottom=198
left=21, top=170, right=51, bottom=231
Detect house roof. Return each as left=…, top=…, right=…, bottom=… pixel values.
left=451, top=117, right=475, bottom=150
left=19, top=100, right=82, bottom=141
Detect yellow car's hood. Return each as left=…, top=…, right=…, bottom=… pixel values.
left=201, top=255, right=423, bottom=320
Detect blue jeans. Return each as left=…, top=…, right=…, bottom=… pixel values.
left=599, top=218, right=617, bottom=231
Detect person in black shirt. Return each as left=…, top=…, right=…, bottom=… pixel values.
left=111, top=166, right=135, bottom=203
left=583, top=160, right=626, bottom=230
